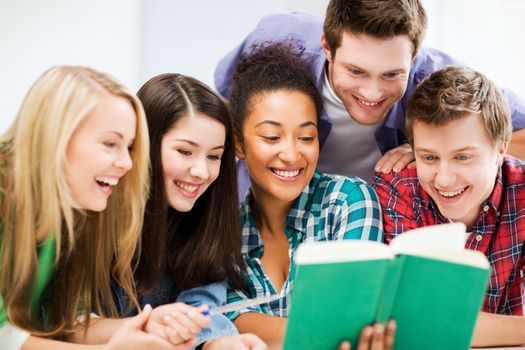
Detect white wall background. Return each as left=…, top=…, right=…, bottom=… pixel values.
left=1, top=0, right=524, bottom=134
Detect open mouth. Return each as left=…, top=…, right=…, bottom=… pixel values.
left=95, top=176, right=118, bottom=195
left=271, top=168, right=303, bottom=181
left=174, top=180, right=199, bottom=194
left=438, top=186, right=467, bottom=198
left=353, top=95, right=385, bottom=110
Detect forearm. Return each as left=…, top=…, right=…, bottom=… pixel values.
left=471, top=311, right=525, bottom=347
left=22, top=335, right=104, bottom=350
left=234, top=312, right=286, bottom=350
left=70, top=317, right=125, bottom=345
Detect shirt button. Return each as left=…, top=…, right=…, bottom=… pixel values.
left=482, top=205, right=490, bottom=212
left=475, top=234, right=483, bottom=242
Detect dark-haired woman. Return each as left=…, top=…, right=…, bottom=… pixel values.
left=117, top=74, right=266, bottom=350
left=226, top=43, right=394, bottom=350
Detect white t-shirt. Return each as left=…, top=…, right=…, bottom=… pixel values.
left=0, top=323, right=30, bottom=350
left=317, top=69, right=382, bottom=183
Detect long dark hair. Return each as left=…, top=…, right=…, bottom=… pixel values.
left=135, top=73, right=244, bottom=293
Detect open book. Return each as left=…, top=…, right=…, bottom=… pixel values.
left=282, top=223, right=490, bottom=350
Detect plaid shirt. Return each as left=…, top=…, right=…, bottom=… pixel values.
left=373, top=156, right=525, bottom=315
left=226, top=171, right=383, bottom=321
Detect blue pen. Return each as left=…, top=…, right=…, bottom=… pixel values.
left=201, top=294, right=280, bottom=316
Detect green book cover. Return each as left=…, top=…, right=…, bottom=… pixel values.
left=282, top=223, right=490, bottom=350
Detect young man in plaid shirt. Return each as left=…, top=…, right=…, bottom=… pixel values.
left=374, top=65, right=525, bottom=347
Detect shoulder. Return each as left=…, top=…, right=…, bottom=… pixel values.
left=502, top=156, right=525, bottom=186
left=248, top=12, right=323, bottom=52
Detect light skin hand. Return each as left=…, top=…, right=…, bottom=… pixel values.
left=375, top=144, right=415, bottom=174
left=104, top=304, right=185, bottom=350
left=338, top=320, right=396, bottom=350
left=202, top=334, right=267, bottom=350
left=146, top=303, right=211, bottom=346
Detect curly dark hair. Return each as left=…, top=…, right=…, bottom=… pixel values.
left=229, top=42, right=324, bottom=143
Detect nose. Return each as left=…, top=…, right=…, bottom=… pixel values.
left=115, top=148, right=133, bottom=172
left=359, top=79, right=383, bottom=101
left=434, top=161, right=456, bottom=188
left=189, top=157, right=209, bottom=180
left=278, top=138, right=300, bottom=163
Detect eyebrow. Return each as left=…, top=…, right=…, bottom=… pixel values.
left=342, top=63, right=407, bottom=74
left=174, top=139, right=224, bottom=150
left=254, top=120, right=318, bottom=128
left=415, top=146, right=478, bottom=153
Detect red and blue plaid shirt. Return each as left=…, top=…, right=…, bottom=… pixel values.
left=373, top=156, right=525, bottom=316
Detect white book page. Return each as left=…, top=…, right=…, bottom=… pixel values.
left=296, top=240, right=395, bottom=265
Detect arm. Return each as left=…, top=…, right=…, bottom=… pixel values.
left=471, top=311, right=525, bottom=347
left=234, top=312, right=286, bottom=350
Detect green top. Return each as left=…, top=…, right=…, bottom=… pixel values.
left=0, top=236, right=56, bottom=327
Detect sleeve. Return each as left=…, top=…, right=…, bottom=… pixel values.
left=176, top=282, right=239, bottom=347
left=331, top=179, right=383, bottom=243
left=0, top=322, right=30, bottom=350
left=372, top=172, right=419, bottom=244
left=224, top=280, right=264, bottom=322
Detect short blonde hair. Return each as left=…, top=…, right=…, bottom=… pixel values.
left=406, top=65, right=511, bottom=149
left=0, top=66, right=149, bottom=337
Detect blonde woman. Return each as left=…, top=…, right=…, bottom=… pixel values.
left=0, top=66, right=208, bottom=350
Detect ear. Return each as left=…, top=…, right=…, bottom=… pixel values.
left=234, top=133, right=246, bottom=160
left=497, top=142, right=508, bottom=165
left=321, top=33, right=333, bottom=62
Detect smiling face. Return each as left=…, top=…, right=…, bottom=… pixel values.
left=413, top=113, right=506, bottom=229
left=161, top=114, right=225, bottom=212
left=65, top=94, right=136, bottom=212
left=238, top=89, right=319, bottom=205
left=322, top=31, right=413, bottom=125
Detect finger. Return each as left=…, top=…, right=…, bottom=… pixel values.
left=163, top=314, right=194, bottom=344
left=186, top=308, right=212, bottom=328
left=369, top=324, right=385, bottom=350
left=384, top=320, right=396, bottom=350
left=125, top=304, right=152, bottom=330
left=356, top=326, right=373, bottom=350
left=391, top=151, right=416, bottom=172
left=239, top=334, right=268, bottom=350
left=406, top=160, right=416, bottom=169
left=338, top=340, right=351, bottom=350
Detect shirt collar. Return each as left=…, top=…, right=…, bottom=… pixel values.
left=240, top=171, right=322, bottom=255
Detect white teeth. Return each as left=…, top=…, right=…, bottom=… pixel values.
left=175, top=181, right=198, bottom=192
left=273, top=169, right=300, bottom=178
left=358, top=98, right=380, bottom=107
left=95, top=176, right=118, bottom=186
left=439, top=188, right=465, bottom=197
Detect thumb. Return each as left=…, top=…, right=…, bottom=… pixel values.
left=125, top=304, right=153, bottom=330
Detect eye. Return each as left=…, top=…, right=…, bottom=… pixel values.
left=207, top=154, right=222, bottom=161
left=262, top=136, right=280, bottom=141
left=421, top=154, right=436, bottom=161
left=177, top=149, right=192, bottom=156
left=298, top=136, right=315, bottom=142
left=456, top=154, right=470, bottom=161
left=383, top=72, right=399, bottom=79
left=103, top=141, right=117, bottom=148
left=349, top=68, right=364, bottom=75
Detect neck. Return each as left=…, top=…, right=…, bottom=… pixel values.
left=250, top=189, right=293, bottom=237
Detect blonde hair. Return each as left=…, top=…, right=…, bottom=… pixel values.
left=0, top=66, right=149, bottom=337
left=406, top=65, right=512, bottom=149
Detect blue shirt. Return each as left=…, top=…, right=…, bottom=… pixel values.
left=226, top=171, right=383, bottom=321
left=214, top=12, right=525, bottom=198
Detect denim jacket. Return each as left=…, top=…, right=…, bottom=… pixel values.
left=116, top=271, right=238, bottom=348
